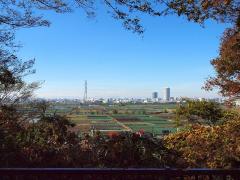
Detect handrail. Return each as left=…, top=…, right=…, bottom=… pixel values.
left=0, top=168, right=240, bottom=179
left=0, top=168, right=240, bottom=175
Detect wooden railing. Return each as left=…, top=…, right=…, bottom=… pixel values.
left=0, top=168, right=240, bottom=180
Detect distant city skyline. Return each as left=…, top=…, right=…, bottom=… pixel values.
left=17, top=9, right=229, bottom=99
left=34, top=82, right=220, bottom=99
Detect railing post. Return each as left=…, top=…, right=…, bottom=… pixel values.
left=209, top=175, right=213, bottom=180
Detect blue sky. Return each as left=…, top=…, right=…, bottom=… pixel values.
left=16, top=8, right=229, bottom=99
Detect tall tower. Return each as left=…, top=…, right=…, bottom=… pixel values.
left=163, top=87, right=170, bottom=101
left=83, top=80, right=87, bottom=103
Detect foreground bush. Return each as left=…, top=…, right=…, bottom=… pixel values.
left=164, top=114, right=240, bottom=168
left=86, top=132, right=178, bottom=168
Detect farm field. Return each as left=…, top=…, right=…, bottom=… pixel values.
left=112, top=115, right=177, bottom=135
left=22, top=103, right=179, bottom=135
left=67, top=115, right=130, bottom=133
left=106, top=103, right=177, bottom=114
left=67, top=113, right=177, bottom=135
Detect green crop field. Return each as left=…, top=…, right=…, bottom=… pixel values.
left=112, top=114, right=176, bottom=135
left=49, top=103, right=179, bottom=135
left=88, top=115, right=112, bottom=120
left=67, top=115, right=127, bottom=132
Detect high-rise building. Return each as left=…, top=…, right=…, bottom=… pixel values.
left=163, top=87, right=170, bottom=101
left=83, top=80, right=88, bottom=103
left=152, top=92, right=158, bottom=99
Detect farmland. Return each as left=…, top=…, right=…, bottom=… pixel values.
left=22, top=102, right=179, bottom=135
left=22, top=103, right=177, bottom=135
left=67, top=114, right=177, bottom=135
left=113, top=115, right=177, bottom=134
left=53, top=103, right=179, bottom=136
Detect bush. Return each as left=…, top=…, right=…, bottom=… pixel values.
left=164, top=115, right=240, bottom=168
left=176, top=100, right=224, bottom=125
left=88, top=132, right=177, bottom=168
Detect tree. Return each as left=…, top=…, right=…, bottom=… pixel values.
left=0, top=0, right=239, bottom=36
left=176, top=100, right=224, bottom=125
left=164, top=114, right=240, bottom=168
left=0, top=105, right=30, bottom=167
left=89, top=132, right=177, bottom=168
left=204, top=26, right=240, bottom=99
left=0, top=50, right=39, bottom=106
left=30, top=99, right=52, bottom=118
left=13, top=113, right=78, bottom=167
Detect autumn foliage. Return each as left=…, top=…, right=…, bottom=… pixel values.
left=165, top=115, right=240, bottom=168
left=204, top=26, right=240, bottom=99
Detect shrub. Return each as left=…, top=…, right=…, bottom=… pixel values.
left=176, top=100, right=224, bottom=125
left=164, top=115, right=240, bottom=168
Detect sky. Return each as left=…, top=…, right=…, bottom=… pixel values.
left=16, top=7, right=229, bottom=99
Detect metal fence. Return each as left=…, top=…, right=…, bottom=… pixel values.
left=0, top=168, right=240, bottom=180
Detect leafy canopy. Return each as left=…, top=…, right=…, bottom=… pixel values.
left=176, top=100, right=224, bottom=125
left=0, top=0, right=239, bottom=35
left=204, top=26, right=240, bottom=99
